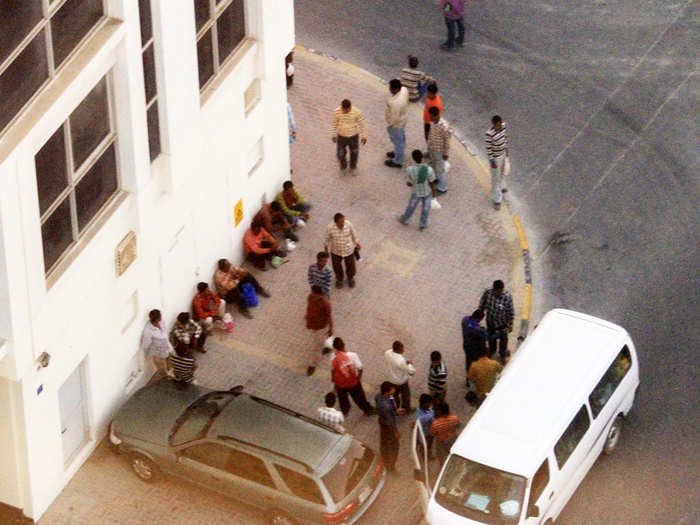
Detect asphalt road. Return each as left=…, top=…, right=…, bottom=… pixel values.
left=295, top=1, right=700, bottom=523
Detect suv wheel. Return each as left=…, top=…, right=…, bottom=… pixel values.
left=603, top=415, right=623, bottom=455
left=130, top=453, right=157, bottom=482
left=267, top=509, right=297, bottom=525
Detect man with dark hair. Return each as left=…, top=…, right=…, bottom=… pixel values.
left=214, top=258, right=269, bottom=319
left=331, top=337, right=373, bottom=416
left=254, top=201, right=298, bottom=242
left=428, top=351, right=448, bottom=401
left=318, top=392, right=344, bottom=432
left=276, top=180, right=310, bottom=226
left=243, top=220, right=279, bottom=270
left=385, top=78, right=409, bottom=168
left=384, top=340, right=416, bottom=412
left=485, top=115, right=509, bottom=209
left=375, top=381, right=402, bottom=472
left=401, top=55, right=432, bottom=103
left=191, top=282, right=225, bottom=333
left=308, top=251, right=332, bottom=295
left=398, top=149, right=437, bottom=230
left=423, top=83, right=443, bottom=142
left=331, top=99, right=366, bottom=175
left=305, top=285, right=333, bottom=376
left=168, top=342, right=197, bottom=385
left=430, top=402, right=460, bottom=464
left=141, top=309, right=173, bottom=375
left=427, top=105, right=451, bottom=193
left=324, top=213, right=360, bottom=288
left=479, top=280, right=514, bottom=363
left=461, top=309, right=489, bottom=379
left=439, top=0, right=466, bottom=51
left=170, top=312, right=206, bottom=354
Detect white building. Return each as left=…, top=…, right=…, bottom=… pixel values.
left=0, top=0, right=294, bottom=520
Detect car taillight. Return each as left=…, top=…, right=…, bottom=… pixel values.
left=323, top=502, right=356, bottom=523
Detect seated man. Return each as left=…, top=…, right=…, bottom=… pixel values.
left=254, top=201, right=298, bottom=242
left=213, top=258, right=270, bottom=319
left=243, top=221, right=282, bottom=270
left=191, top=282, right=226, bottom=333
left=276, top=180, right=311, bottom=226
left=169, top=312, right=207, bottom=354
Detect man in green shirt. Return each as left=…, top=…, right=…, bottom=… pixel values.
left=398, top=150, right=437, bottom=230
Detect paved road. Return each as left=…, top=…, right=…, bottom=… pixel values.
left=295, top=1, right=700, bottom=523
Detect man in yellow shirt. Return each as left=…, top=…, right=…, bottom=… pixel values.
left=331, top=99, right=367, bottom=175
left=467, top=347, right=503, bottom=407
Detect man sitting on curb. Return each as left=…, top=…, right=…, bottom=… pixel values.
left=213, top=258, right=270, bottom=319
left=254, top=201, right=299, bottom=242
left=243, top=220, right=282, bottom=270
left=191, top=282, right=225, bottom=333
left=277, top=180, right=311, bottom=226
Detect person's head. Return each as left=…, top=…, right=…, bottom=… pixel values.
left=148, top=309, right=161, bottom=324
left=430, top=351, right=442, bottom=365
left=389, top=78, right=402, bottom=94
left=426, top=83, right=438, bottom=99
left=491, top=115, right=503, bottom=130
left=251, top=220, right=262, bottom=234
left=270, top=201, right=282, bottom=213
left=176, top=312, right=190, bottom=326
left=332, top=337, right=345, bottom=351
left=392, top=341, right=404, bottom=354
left=218, top=258, right=231, bottom=272
left=435, top=401, right=450, bottom=417
left=341, top=99, right=351, bottom=113
left=197, top=282, right=209, bottom=294
left=428, top=105, right=441, bottom=123
left=311, top=285, right=323, bottom=295
left=471, top=309, right=485, bottom=321
left=380, top=381, right=396, bottom=397
left=419, top=393, right=433, bottom=410
left=408, top=55, right=419, bottom=69
left=333, top=212, right=345, bottom=229
left=283, top=180, right=294, bottom=191
left=493, top=279, right=505, bottom=297
left=325, top=391, right=337, bottom=408
left=316, top=251, right=329, bottom=268
left=411, top=149, right=423, bottom=163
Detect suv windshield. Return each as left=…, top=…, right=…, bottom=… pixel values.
left=322, top=440, right=374, bottom=502
left=170, top=392, right=236, bottom=446
left=435, top=455, right=526, bottom=523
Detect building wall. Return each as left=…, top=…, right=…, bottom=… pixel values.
left=0, top=0, right=294, bottom=519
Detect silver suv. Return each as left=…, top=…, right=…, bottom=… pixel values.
left=109, top=380, right=386, bottom=524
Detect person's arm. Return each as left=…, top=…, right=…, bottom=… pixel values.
left=287, top=104, right=297, bottom=135
left=478, top=289, right=489, bottom=312
left=357, top=110, right=367, bottom=144
left=331, top=110, right=339, bottom=141
left=385, top=100, right=391, bottom=125
left=442, top=125, right=451, bottom=159
left=141, top=326, right=153, bottom=351
left=505, top=293, right=515, bottom=331
left=276, top=192, right=298, bottom=217
left=486, top=130, right=497, bottom=167
left=349, top=223, right=360, bottom=250
left=261, top=228, right=277, bottom=251
left=323, top=225, right=332, bottom=253
left=191, top=320, right=202, bottom=340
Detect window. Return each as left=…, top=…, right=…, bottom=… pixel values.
left=588, top=346, right=633, bottom=418
left=35, top=75, right=119, bottom=274
left=554, top=405, right=591, bottom=469
left=244, top=78, right=261, bottom=116
left=246, top=137, right=263, bottom=176
left=182, top=442, right=232, bottom=470
left=138, top=0, right=161, bottom=160
left=529, top=460, right=549, bottom=504
left=193, top=0, right=246, bottom=90
left=0, top=0, right=105, bottom=135
left=226, top=449, right=275, bottom=487
left=276, top=465, right=325, bottom=505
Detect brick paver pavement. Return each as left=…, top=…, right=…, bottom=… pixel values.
left=40, top=49, right=526, bottom=525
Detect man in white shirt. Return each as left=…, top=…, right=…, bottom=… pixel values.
left=141, top=309, right=173, bottom=376
left=318, top=392, right=345, bottom=433
left=384, top=79, right=409, bottom=168
left=384, top=340, right=416, bottom=412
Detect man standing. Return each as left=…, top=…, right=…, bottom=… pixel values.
left=331, top=337, right=374, bottom=416
left=430, top=402, right=460, bottom=464
left=485, top=115, right=509, bottom=209
left=331, top=99, right=367, bottom=175
left=384, top=79, right=409, bottom=168
left=141, top=309, right=173, bottom=375
left=375, top=382, right=403, bottom=472
left=384, top=341, right=416, bottom=412
left=308, top=251, right=332, bottom=295
left=440, top=0, right=466, bottom=51
left=214, top=258, right=270, bottom=319
left=427, top=106, right=451, bottom=194
left=479, top=280, right=514, bottom=363
left=423, top=83, right=443, bottom=142
left=305, top=285, right=333, bottom=376
left=324, top=213, right=360, bottom=289
left=467, top=347, right=504, bottom=406
left=398, top=150, right=437, bottom=230
left=461, top=309, right=489, bottom=381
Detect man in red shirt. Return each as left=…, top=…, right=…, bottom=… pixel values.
left=305, top=285, right=333, bottom=376
left=331, top=337, right=374, bottom=416
left=430, top=401, right=461, bottom=464
left=253, top=201, right=298, bottom=242
left=243, top=221, right=279, bottom=269
left=191, top=282, right=225, bottom=333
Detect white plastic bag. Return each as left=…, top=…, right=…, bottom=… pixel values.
left=431, top=198, right=442, bottom=210
left=324, top=336, right=335, bottom=350
left=285, top=239, right=296, bottom=251
left=296, top=218, right=306, bottom=228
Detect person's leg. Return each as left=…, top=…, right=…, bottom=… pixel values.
left=419, top=195, right=431, bottom=229
left=307, top=329, right=323, bottom=368
left=456, top=17, right=466, bottom=44
left=386, top=428, right=399, bottom=470
left=491, top=155, right=505, bottom=204
left=444, top=17, right=456, bottom=48
left=379, top=425, right=392, bottom=469
left=291, top=203, right=312, bottom=213
left=387, top=127, right=405, bottom=165
left=424, top=123, right=431, bottom=142
left=427, top=434, right=434, bottom=457
left=217, top=299, right=226, bottom=317
left=331, top=253, right=345, bottom=284
left=398, top=381, right=412, bottom=411
left=344, top=254, right=356, bottom=283
left=247, top=252, right=266, bottom=269
left=336, top=387, right=351, bottom=416
left=400, top=193, right=420, bottom=224
left=349, top=383, right=372, bottom=414
left=152, top=356, right=167, bottom=374
left=348, top=135, right=359, bottom=170
left=337, top=136, right=348, bottom=170
left=387, top=126, right=397, bottom=156
left=486, top=324, right=498, bottom=357
left=432, top=156, right=447, bottom=192
left=498, top=329, right=509, bottom=363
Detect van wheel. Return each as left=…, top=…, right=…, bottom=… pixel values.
left=267, top=509, right=297, bottom=525
left=603, top=416, right=623, bottom=455
left=130, top=453, right=158, bottom=482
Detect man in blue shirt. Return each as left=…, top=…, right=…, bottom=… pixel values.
left=462, top=309, right=489, bottom=383
left=375, top=382, right=404, bottom=472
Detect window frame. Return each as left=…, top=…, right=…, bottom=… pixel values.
left=138, top=0, right=161, bottom=161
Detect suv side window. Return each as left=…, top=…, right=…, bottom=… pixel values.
left=227, top=449, right=275, bottom=487
left=588, top=346, right=632, bottom=418
left=182, top=442, right=231, bottom=470
left=276, top=464, right=325, bottom=505
left=554, top=405, right=591, bottom=469
left=530, top=459, right=549, bottom=503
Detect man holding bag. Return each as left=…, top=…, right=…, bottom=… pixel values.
left=398, top=150, right=437, bottom=230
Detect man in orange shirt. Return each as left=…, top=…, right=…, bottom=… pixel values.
left=191, top=282, right=225, bottom=333
left=253, top=201, right=298, bottom=242
left=423, top=83, right=443, bottom=142
left=305, top=285, right=333, bottom=376
left=430, top=401, right=461, bottom=464
left=243, top=221, right=279, bottom=270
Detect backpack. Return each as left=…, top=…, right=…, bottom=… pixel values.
left=240, top=283, right=258, bottom=307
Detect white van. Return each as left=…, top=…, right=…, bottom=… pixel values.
left=422, top=309, right=640, bottom=524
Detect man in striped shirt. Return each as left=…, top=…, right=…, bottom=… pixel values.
left=308, top=251, right=332, bottom=295
left=324, top=213, right=360, bottom=288
left=428, top=351, right=448, bottom=401
left=427, top=106, right=451, bottom=193
left=485, top=115, right=509, bottom=209
left=168, top=343, right=196, bottom=385
left=400, top=55, right=432, bottom=102
left=331, top=99, right=367, bottom=175
left=318, top=392, right=345, bottom=432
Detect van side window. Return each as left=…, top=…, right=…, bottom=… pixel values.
left=554, top=405, right=591, bottom=468
left=588, top=346, right=632, bottom=418
left=275, top=464, right=325, bottom=505
left=530, top=459, right=549, bottom=503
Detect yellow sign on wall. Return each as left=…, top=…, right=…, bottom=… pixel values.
left=234, top=199, right=244, bottom=227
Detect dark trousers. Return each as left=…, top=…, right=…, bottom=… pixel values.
left=379, top=424, right=399, bottom=470
left=424, top=123, right=431, bottom=141
left=337, top=134, right=359, bottom=170
left=284, top=203, right=312, bottom=225
left=336, top=383, right=372, bottom=415
left=331, top=252, right=356, bottom=283
left=271, top=215, right=298, bottom=241
left=487, top=324, right=508, bottom=363
left=223, top=274, right=264, bottom=312
left=174, top=333, right=207, bottom=354
left=391, top=381, right=412, bottom=411
left=444, top=16, right=465, bottom=48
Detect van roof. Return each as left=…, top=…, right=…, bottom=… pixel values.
left=452, top=309, right=630, bottom=477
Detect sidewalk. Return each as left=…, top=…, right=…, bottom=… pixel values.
left=39, top=49, right=527, bottom=525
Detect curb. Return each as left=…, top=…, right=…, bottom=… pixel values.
left=512, top=216, right=532, bottom=345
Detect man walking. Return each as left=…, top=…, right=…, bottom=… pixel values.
left=479, top=280, right=514, bottom=363
left=331, top=99, right=366, bottom=175
left=398, top=150, right=437, bottom=230
left=384, top=341, right=416, bottom=412
left=307, top=251, right=332, bottom=295
left=331, top=337, right=374, bottom=416
left=440, top=0, right=466, bottom=51
left=427, top=106, right=451, bottom=193
left=485, top=115, right=509, bottom=209
left=305, top=285, right=333, bottom=376
left=324, top=213, right=360, bottom=288
left=461, top=309, right=489, bottom=381
left=375, top=382, right=403, bottom=472
left=385, top=79, right=409, bottom=168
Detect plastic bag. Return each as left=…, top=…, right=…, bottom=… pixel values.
left=431, top=198, right=442, bottom=210
left=286, top=239, right=296, bottom=251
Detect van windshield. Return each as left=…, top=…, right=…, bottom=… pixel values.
left=435, top=455, right=525, bottom=523
left=322, top=441, right=374, bottom=502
